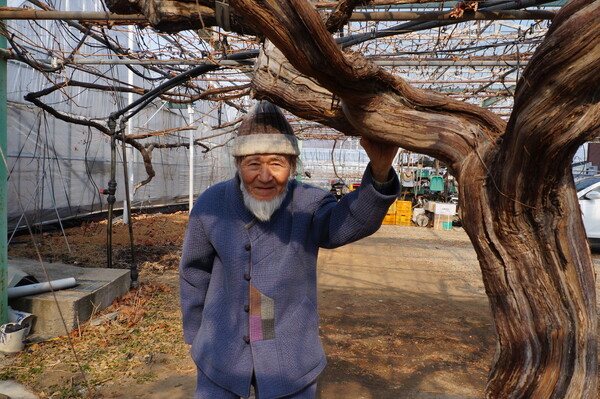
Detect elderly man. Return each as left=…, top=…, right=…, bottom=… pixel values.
left=180, top=101, right=400, bottom=399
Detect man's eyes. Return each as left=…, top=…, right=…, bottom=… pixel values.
left=243, top=161, right=287, bottom=169
left=242, top=161, right=260, bottom=168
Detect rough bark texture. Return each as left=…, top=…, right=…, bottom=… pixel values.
left=475, top=1, right=600, bottom=396
left=102, top=0, right=599, bottom=395
left=232, top=0, right=599, bottom=397
left=252, top=42, right=359, bottom=136
left=103, top=0, right=257, bottom=33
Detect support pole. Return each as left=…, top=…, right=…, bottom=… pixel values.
left=103, top=117, right=117, bottom=269
left=0, top=0, right=7, bottom=325
left=120, top=118, right=138, bottom=287
left=188, top=104, right=194, bottom=211
left=123, top=27, right=134, bottom=225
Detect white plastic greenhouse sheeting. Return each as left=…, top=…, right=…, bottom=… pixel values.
left=4, top=0, right=380, bottom=233
left=5, top=0, right=240, bottom=232
left=7, top=100, right=237, bottom=232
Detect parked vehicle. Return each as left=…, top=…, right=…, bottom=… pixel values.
left=576, top=175, right=600, bottom=242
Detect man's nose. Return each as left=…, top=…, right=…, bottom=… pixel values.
left=257, top=165, right=273, bottom=182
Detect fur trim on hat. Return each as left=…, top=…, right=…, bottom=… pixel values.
left=232, top=134, right=300, bottom=156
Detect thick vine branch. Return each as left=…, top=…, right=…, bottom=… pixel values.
left=25, top=82, right=110, bottom=133
left=246, top=20, right=505, bottom=173
left=325, top=0, right=371, bottom=32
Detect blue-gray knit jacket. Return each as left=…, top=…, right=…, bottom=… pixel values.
left=179, top=166, right=400, bottom=398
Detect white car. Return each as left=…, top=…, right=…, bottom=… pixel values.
left=576, top=175, right=600, bottom=242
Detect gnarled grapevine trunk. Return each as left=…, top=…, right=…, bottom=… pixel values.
left=102, top=0, right=600, bottom=394
left=229, top=0, right=599, bottom=397
left=461, top=2, right=600, bottom=395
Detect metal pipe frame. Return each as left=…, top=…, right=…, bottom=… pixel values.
left=0, top=7, right=555, bottom=23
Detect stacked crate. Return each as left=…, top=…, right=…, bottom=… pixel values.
left=395, top=201, right=412, bottom=225
left=382, top=200, right=412, bottom=225
left=381, top=200, right=397, bottom=225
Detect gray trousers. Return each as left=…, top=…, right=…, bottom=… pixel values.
left=195, top=368, right=317, bottom=399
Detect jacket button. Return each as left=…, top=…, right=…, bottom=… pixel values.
left=244, top=304, right=249, bottom=312
left=243, top=335, right=250, bottom=344
left=245, top=243, right=251, bottom=251
left=244, top=273, right=251, bottom=281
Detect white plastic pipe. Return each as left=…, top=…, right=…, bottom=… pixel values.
left=7, top=278, right=77, bottom=299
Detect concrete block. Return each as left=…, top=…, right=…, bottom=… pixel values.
left=0, top=380, right=40, bottom=399
left=7, top=258, right=130, bottom=340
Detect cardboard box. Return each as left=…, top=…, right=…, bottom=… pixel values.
left=433, top=214, right=453, bottom=230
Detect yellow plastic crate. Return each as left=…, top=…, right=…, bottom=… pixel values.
left=396, top=210, right=412, bottom=218
left=396, top=200, right=412, bottom=213
left=387, top=202, right=397, bottom=214
left=382, top=214, right=396, bottom=225
left=395, top=215, right=411, bottom=226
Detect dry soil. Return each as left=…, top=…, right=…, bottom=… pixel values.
left=5, top=213, right=599, bottom=398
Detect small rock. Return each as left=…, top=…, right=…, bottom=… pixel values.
left=89, top=312, right=119, bottom=327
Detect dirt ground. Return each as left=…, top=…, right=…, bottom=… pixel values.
left=3, top=213, right=598, bottom=398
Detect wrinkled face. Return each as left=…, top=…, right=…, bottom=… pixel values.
left=238, top=154, right=291, bottom=201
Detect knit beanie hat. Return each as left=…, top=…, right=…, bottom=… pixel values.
left=231, top=101, right=300, bottom=156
